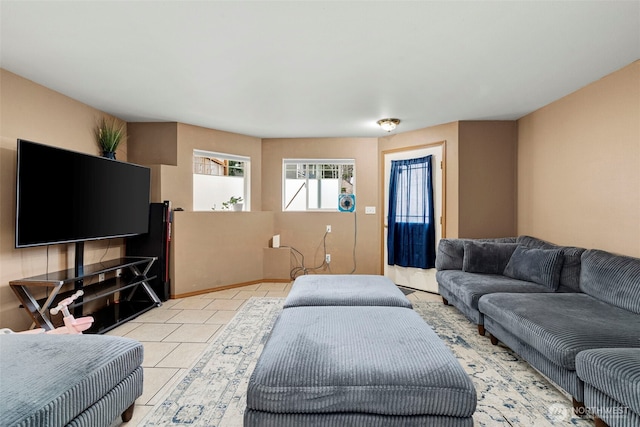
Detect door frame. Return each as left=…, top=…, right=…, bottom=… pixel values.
left=379, top=140, right=447, bottom=275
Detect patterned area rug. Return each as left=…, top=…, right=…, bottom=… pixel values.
left=142, top=297, right=594, bottom=426
left=412, top=303, right=593, bottom=427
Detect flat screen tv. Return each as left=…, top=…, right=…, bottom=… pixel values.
left=16, top=139, right=151, bottom=248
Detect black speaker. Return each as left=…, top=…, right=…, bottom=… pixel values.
left=126, top=201, right=172, bottom=301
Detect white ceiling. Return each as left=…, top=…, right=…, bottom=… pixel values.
left=1, top=1, right=639, bottom=138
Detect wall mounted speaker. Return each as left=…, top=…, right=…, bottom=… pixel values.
left=338, top=194, right=356, bottom=212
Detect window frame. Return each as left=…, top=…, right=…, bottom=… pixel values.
left=193, top=149, right=250, bottom=211
left=282, top=158, right=355, bottom=212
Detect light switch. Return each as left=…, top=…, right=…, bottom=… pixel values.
left=365, top=206, right=376, bottom=214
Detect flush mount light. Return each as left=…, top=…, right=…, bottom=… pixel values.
left=377, top=118, right=401, bottom=132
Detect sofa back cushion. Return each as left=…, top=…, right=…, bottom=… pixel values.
left=516, top=235, right=585, bottom=292
left=580, top=249, right=640, bottom=314
left=503, top=246, right=564, bottom=290
left=462, top=241, right=519, bottom=274
left=435, top=237, right=517, bottom=271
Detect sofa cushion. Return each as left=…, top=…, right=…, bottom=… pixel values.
left=247, top=306, right=477, bottom=417
left=503, top=246, right=564, bottom=290
left=516, top=235, right=585, bottom=292
left=437, top=270, right=552, bottom=311
left=462, top=241, right=519, bottom=274
left=478, top=293, right=640, bottom=370
left=580, top=249, right=640, bottom=314
left=576, top=348, right=640, bottom=417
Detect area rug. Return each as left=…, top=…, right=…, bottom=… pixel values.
left=142, top=297, right=594, bottom=426
left=412, top=302, right=594, bottom=427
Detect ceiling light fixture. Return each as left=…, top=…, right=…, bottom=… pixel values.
left=377, top=118, right=401, bottom=132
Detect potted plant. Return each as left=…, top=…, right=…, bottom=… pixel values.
left=94, top=117, right=125, bottom=159
left=222, top=196, right=244, bottom=211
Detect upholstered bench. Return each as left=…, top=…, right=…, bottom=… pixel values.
left=576, top=348, right=640, bottom=427
left=0, top=334, right=143, bottom=427
left=245, top=306, right=476, bottom=426
left=284, top=274, right=413, bottom=308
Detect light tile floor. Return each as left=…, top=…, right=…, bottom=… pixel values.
left=107, top=282, right=441, bottom=426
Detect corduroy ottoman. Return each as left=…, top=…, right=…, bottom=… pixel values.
left=245, top=306, right=476, bottom=426
left=284, top=274, right=413, bottom=308
left=0, top=334, right=143, bottom=427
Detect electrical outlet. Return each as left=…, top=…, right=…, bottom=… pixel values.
left=325, top=254, right=331, bottom=263
left=116, top=269, right=122, bottom=278
left=326, top=225, right=331, bottom=233
left=98, top=273, right=105, bottom=282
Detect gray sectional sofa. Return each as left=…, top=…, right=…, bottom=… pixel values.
left=436, top=235, right=640, bottom=426
left=436, top=235, right=585, bottom=335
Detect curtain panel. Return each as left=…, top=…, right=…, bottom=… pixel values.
left=387, top=155, right=436, bottom=269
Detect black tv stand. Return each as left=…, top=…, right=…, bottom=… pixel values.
left=10, top=256, right=161, bottom=334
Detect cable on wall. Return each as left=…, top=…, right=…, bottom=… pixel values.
left=348, top=211, right=357, bottom=274
left=283, top=209, right=359, bottom=278
left=282, top=229, right=331, bottom=279
left=99, top=239, right=111, bottom=264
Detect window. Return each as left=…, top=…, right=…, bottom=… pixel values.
left=283, top=159, right=355, bottom=211
left=193, top=150, right=250, bottom=211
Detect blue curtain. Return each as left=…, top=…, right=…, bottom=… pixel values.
left=387, top=155, right=436, bottom=269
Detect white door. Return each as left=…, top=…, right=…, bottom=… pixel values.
left=383, top=144, right=443, bottom=293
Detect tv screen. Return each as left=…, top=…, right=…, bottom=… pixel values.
left=16, top=139, right=151, bottom=248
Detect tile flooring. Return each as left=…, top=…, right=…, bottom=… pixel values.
left=107, top=281, right=441, bottom=426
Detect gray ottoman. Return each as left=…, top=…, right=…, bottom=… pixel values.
left=576, top=348, right=640, bottom=427
left=284, top=274, right=412, bottom=308
left=0, top=334, right=143, bottom=427
left=245, top=306, right=476, bottom=426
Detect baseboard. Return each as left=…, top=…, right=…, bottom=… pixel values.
left=171, top=278, right=291, bottom=299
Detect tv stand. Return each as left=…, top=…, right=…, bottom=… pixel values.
left=10, top=257, right=161, bottom=334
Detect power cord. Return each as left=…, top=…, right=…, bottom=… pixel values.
left=283, top=230, right=330, bottom=279
left=99, top=239, right=111, bottom=264
left=348, top=211, right=357, bottom=274
left=283, top=210, right=359, bottom=278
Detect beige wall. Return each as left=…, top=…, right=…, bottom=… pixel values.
left=127, top=122, right=263, bottom=210
left=517, top=61, right=640, bottom=257
left=172, top=211, right=275, bottom=297
left=262, top=138, right=380, bottom=274
left=128, top=122, right=178, bottom=166
left=127, top=123, right=179, bottom=204
left=128, top=122, right=266, bottom=295
left=0, top=70, right=127, bottom=330
left=458, top=121, right=517, bottom=238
